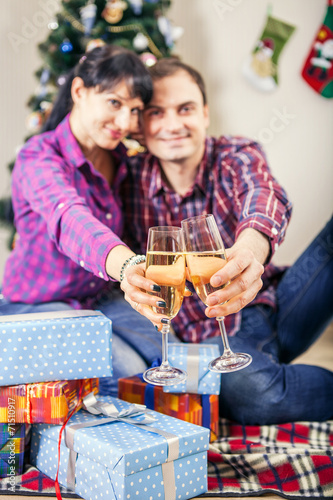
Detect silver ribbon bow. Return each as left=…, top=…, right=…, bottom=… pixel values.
left=64, top=393, right=179, bottom=500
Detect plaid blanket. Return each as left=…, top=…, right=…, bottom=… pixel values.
left=206, top=419, right=333, bottom=498
left=0, top=420, right=332, bottom=498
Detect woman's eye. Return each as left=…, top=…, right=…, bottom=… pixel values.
left=109, top=99, right=121, bottom=108
left=131, top=108, right=141, bottom=115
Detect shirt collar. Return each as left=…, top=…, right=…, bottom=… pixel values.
left=146, top=137, right=212, bottom=198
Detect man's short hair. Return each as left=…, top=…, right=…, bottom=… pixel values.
left=149, top=57, right=207, bottom=105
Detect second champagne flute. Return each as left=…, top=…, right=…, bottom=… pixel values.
left=182, top=214, right=252, bottom=373
left=143, top=226, right=187, bottom=386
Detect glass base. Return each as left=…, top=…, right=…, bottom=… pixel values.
left=143, top=366, right=187, bottom=386
left=209, top=353, right=252, bottom=373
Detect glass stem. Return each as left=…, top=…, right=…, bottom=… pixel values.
left=217, top=316, right=233, bottom=358
left=160, top=321, right=171, bottom=370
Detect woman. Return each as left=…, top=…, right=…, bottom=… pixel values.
left=1, top=45, right=177, bottom=395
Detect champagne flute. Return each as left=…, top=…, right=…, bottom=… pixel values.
left=181, top=214, right=252, bottom=373
left=143, top=226, right=187, bottom=385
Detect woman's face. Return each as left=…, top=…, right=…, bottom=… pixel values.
left=71, top=78, right=144, bottom=151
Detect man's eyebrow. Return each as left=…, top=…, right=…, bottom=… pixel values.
left=144, top=100, right=198, bottom=110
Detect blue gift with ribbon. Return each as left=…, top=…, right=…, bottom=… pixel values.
left=164, top=343, right=221, bottom=394
left=30, top=395, right=209, bottom=500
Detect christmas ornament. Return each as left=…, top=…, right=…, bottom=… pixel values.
left=47, top=19, right=59, bottom=30
left=38, top=68, right=50, bottom=98
left=301, top=0, right=333, bottom=98
left=86, top=38, right=106, bottom=52
left=102, top=0, right=128, bottom=24
left=60, top=38, right=73, bottom=53
left=242, top=14, right=295, bottom=92
left=140, top=51, right=157, bottom=67
left=129, top=0, right=143, bottom=16
left=157, top=16, right=184, bottom=48
left=80, top=0, right=97, bottom=37
left=133, top=32, right=149, bottom=51
left=26, top=111, right=43, bottom=133
left=57, top=75, right=67, bottom=86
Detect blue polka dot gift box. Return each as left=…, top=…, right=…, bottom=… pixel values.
left=30, top=395, right=209, bottom=500
left=163, top=344, right=221, bottom=395
left=0, top=310, right=112, bottom=386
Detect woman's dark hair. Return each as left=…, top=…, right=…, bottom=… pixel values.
left=148, top=57, right=207, bottom=105
left=43, top=45, right=153, bottom=132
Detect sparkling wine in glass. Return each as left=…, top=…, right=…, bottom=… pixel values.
left=182, top=214, right=252, bottom=373
left=143, top=226, right=187, bottom=385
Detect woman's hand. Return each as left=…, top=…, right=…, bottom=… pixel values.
left=120, top=263, right=167, bottom=330
left=204, top=229, right=268, bottom=318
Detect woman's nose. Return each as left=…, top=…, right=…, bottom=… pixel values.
left=114, top=107, right=131, bottom=131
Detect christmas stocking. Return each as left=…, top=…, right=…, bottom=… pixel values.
left=301, top=0, right=333, bottom=98
left=243, top=14, right=296, bottom=92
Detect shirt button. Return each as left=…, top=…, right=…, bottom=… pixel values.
left=58, top=203, right=65, bottom=209
left=272, top=228, right=278, bottom=236
left=275, top=243, right=279, bottom=251
left=89, top=282, right=96, bottom=288
left=80, top=260, right=85, bottom=267
left=106, top=213, right=112, bottom=220
left=98, top=271, right=104, bottom=278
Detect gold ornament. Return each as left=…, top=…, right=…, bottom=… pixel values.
left=102, top=0, right=128, bottom=24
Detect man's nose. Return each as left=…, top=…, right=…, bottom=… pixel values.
left=163, top=111, right=183, bottom=131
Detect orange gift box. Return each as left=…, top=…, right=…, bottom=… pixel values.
left=118, top=375, right=219, bottom=442
left=0, top=378, right=99, bottom=424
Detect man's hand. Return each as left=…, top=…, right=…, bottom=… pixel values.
left=204, top=228, right=269, bottom=318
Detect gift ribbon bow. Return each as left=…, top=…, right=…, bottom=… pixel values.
left=64, top=393, right=179, bottom=500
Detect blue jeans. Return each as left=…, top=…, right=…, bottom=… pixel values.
left=0, top=289, right=179, bottom=397
left=205, top=216, right=333, bottom=424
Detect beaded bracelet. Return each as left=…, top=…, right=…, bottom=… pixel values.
left=119, top=254, right=146, bottom=282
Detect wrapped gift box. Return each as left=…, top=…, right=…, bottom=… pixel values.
left=0, top=378, right=99, bottom=424
left=118, top=375, right=219, bottom=442
left=30, top=396, right=209, bottom=500
left=0, top=424, right=26, bottom=478
left=164, top=343, right=221, bottom=394
left=0, top=310, right=112, bottom=386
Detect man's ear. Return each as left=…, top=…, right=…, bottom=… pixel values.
left=71, top=77, right=86, bottom=104
left=203, top=104, right=210, bottom=129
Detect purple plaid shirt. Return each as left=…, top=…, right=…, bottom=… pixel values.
left=2, top=114, right=127, bottom=305
left=121, top=136, right=293, bottom=342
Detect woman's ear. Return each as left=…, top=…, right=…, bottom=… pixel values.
left=71, top=77, right=86, bottom=104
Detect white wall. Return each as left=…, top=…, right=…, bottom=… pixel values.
left=0, top=0, right=332, bottom=282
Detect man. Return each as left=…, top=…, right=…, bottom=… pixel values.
left=121, top=58, right=333, bottom=425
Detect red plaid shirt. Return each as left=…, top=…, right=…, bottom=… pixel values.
left=121, top=136, right=293, bottom=342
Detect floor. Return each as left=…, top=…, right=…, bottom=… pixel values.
left=1, top=323, right=332, bottom=500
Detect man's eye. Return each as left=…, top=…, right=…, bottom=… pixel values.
left=148, top=110, right=161, bottom=117
left=180, top=106, right=192, bottom=113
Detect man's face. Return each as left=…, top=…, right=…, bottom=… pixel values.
left=142, top=70, right=209, bottom=164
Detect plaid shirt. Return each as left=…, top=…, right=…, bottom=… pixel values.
left=121, top=136, right=293, bottom=342
left=2, top=114, right=127, bottom=305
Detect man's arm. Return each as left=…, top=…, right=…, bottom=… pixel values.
left=204, top=138, right=292, bottom=318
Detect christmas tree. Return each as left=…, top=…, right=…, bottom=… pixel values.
left=1, top=0, right=182, bottom=246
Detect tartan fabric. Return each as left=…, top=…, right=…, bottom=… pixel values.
left=0, top=379, right=99, bottom=424
left=206, top=419, right=333, bottom=498
left=0, top=424, right=25, bottom=478
left=0, top=420, right=332, bottom=497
